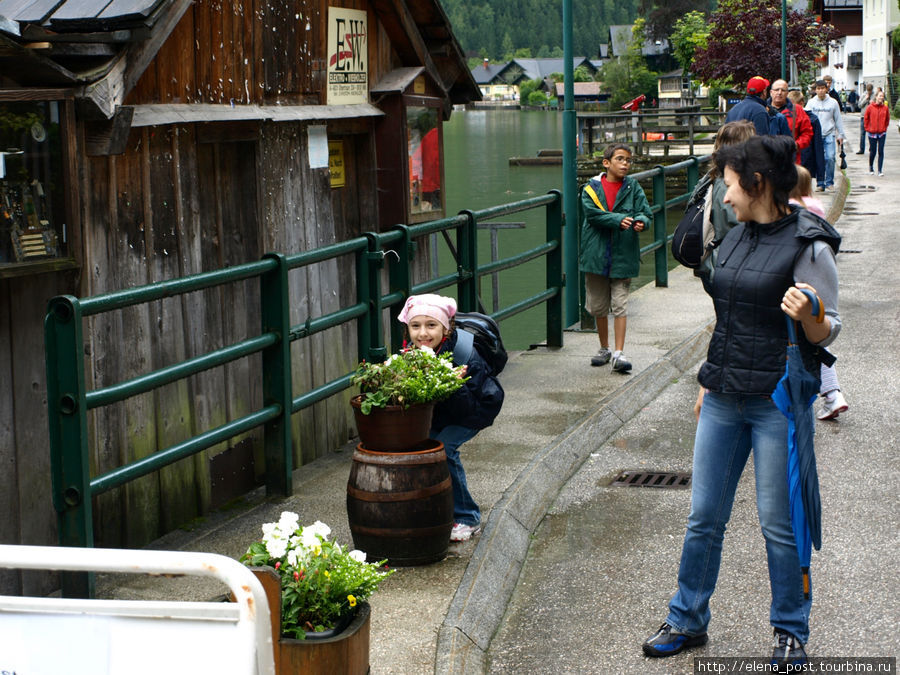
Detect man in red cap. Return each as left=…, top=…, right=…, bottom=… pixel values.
left=725, top=76, right=777, bottom=136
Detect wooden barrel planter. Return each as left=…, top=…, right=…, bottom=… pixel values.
left=346, top=439, right=453, bottom=566
left=350, top=395, right=434, bottom=451
left=248, top=566, right=370, bottom=675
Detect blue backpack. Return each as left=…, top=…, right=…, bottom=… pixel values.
left=452, top=312, right=507, bottom=376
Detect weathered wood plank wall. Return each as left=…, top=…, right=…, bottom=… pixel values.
left=0, top=273, right=74, bottom=596
left=128, top=0, right=326, bottom=105
left=1, top=0, right=411, bottom=572
left=77, top=116, right=367, bottom=547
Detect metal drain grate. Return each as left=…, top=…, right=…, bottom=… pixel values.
left=610, top=470, right=692, bottom=489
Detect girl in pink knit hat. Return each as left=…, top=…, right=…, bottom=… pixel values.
left=398, top=294, right=504, bottom=541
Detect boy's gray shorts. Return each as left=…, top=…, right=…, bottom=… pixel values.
left=584, top=273, right=631, bottom=318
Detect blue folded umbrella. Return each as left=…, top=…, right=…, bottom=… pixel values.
left=770, top=289, right=823, bottom=595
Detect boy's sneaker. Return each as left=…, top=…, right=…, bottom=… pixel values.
left=879, top=172, right=885, bottom=177
left=817, top=390, right=848, bottom=420
left=591, top=347, right=612, bottom=366
left=450, top=523, right=481, bottom=542
left=771, top=629, right=807, bottom=672
left=642, top=622, right=708, bottom=657
left=611, top=352, right=632, bottom=373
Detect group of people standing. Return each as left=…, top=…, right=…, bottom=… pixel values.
left=725, top=74, right=894, bottom=188
left=571, top=75, right=850, bottom=669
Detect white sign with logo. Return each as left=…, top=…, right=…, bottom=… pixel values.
left=327, top=7, right=368, bottom=104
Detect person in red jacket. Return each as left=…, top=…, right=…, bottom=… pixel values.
left=864, top=90, right=890, bottom=175
left=770, top=79, right=813, bottom=163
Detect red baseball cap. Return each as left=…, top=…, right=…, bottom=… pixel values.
left=747, top=76, right=770, bottom=95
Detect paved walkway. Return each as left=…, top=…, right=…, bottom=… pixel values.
left=96, top=114, right=899, bottom=673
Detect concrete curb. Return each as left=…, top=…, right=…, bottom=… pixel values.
left=434, top=322, right=714, bottom=673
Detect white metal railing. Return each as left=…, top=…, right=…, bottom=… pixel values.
left=0, top=545, right=275, bottom=675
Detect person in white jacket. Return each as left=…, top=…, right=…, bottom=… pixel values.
left=805, top=79, right=846, bottom=192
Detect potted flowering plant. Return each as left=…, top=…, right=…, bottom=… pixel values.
left=349, top=346, right=467, bottom=414
left=349, top=347, right=468, bottom=451
left=239, top=512, right=394, bottom=640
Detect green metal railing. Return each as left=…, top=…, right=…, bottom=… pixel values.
left=634, top=154, right=710, bottom=286
left=44, top=152, right=709, bottom=597
left=44, top=190, right=564, bottom=597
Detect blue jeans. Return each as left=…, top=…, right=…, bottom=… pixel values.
left=859, top=116, right=867, bottom=154
left=868, top=133, right=886, bottom=173
left=666, top=392, right=812, bottom=643
left=431, top=425, right=480, bottom=526
left=821, top=134, right=836, bottom=188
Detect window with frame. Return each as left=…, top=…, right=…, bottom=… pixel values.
left=1, top=96, right=72, bottom=267
left=406, top=105, right=442, bottom=220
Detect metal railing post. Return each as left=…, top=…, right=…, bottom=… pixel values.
left=457, top=210, right=478, bottom=312
left=652, top=166, right=668, bottom=287
left=259, top=253, right=292, bottom=497
left=362, top=233, right=387, bottom=363
left=45, top=295, right=93, bottom=598
left=389, top=225, right=413, bottom=352
left=686, top=156, right=700, bottom=194
left=546, top=190, right=564, bottom=347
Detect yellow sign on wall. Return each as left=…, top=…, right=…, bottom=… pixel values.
left=328, top=140, right=345, bottom=188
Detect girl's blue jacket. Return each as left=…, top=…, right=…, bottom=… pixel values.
left=433, top=329, right=504, bottom=432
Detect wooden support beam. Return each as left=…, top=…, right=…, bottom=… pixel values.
left=84, top=105, right=133, bottom=156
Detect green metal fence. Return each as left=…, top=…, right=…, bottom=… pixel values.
left=44, top=190, right=564, bottom=597
left=44, top=154, right=708, bottom=597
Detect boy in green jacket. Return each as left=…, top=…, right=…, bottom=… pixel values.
left=579, top=143, right=653, bottom=373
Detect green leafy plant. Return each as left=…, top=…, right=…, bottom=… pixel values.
left=350, top=347, right=468, bottom=414
left=240, top=513, right=395, bottom=639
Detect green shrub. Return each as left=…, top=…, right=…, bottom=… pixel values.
left=527, top=90, right=548, bottom=106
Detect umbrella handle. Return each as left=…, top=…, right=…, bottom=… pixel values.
left=786, top=288, right=821, bottom=344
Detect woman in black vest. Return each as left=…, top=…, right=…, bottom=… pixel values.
left=642, top=135, right=841, bottom=668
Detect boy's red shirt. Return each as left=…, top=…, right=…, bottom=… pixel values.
left=600, top=175, right=623, bottom=210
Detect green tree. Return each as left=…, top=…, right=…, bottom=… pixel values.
left=501, top=33, right=515, bottom=61
left=527, top=90, right=548, bottom=106
left=518, top=78, right=542, bottom=103
left=691, top=0, right=839, bottom=87
left=669, top=11, right=708, bottom=75
left=573, top=65, right=594, bottom=82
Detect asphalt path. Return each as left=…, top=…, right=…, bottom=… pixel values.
left=487, top=114, right=900, bottom=673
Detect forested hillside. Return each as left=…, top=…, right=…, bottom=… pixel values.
left=439, top=0, right=642, bottom=60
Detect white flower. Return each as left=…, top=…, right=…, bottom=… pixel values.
left=286, top=548, right=300, bottom=567
left=306, top=520, right=331, bottom=540
left=348, top=549, right=367, bottom=563
left=278, top=511, right=300, bottom=532
left=265, top=536, right=288, bottom=559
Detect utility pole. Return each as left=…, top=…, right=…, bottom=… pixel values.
left=562, top=0, right=578, bottom=327
left=781, top=0, right=788, bottom=81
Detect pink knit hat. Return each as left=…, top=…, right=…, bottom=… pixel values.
left=397, top=294, right=457, bottom=330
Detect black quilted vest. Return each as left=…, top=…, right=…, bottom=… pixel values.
left=698, top=208, right=841, bottom=395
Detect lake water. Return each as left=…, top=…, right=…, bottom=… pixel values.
left=440, top=109, right=681, bottom=350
